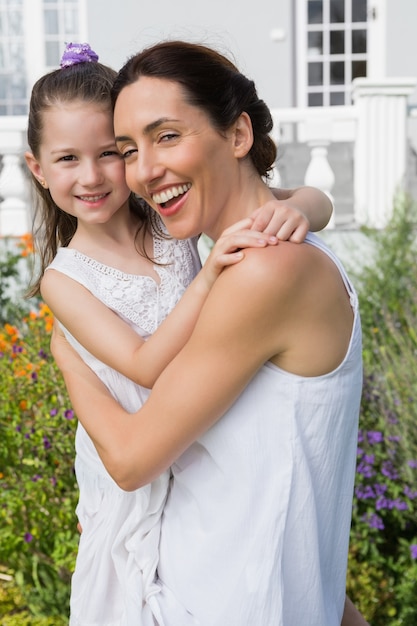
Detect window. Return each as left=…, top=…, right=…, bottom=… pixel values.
left=43, top=0, right=80, bottom=68
left=301, top=0, right=369, bottom=106
left=0, top=0, right=26, bottom=115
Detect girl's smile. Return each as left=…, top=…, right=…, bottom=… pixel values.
left=27, top=101, right=131, bottom=226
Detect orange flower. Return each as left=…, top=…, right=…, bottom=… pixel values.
left=18, top=233, right=34, bottom=257
left=4, top=323, right=19, bottom=342
left=19, top=400, right=28, bottom=410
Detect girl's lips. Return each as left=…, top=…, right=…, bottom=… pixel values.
left=76, top=192, right=110, bottom=204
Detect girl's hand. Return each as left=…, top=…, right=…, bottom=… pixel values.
left=250, top=186, right=333, bottom=241
left=199, top=217, right=278, bottom=289
left=250, top=199, right=310, bottom=243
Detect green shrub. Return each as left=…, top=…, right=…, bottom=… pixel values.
left=0, top=235, right=37, bottom=325
left=347, top=196, right=417, bottom=625
left=0, top=302, right=78, bottom=619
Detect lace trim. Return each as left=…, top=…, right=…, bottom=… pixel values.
left=48, top=232, right=196, bottom=334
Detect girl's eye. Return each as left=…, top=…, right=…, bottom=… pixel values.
left=102, top=150, right=121, bottom=158
left=59, top=155, right=76, bottom=162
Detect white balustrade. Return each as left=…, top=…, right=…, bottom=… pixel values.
left=352, top=77, right=417, bottom=228
left=1, top=77, right=417, bottom=237
left=0, top=116, right=30, bottom=237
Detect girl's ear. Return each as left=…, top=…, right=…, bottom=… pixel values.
left=24, top=151, right=48, bottom=188
left=232, top=112, right=254, bottom=159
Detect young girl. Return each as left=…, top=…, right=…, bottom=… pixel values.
left=25, top=43, right=333, bottom=626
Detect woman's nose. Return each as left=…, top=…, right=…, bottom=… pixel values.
left=136, top=147, right=165, bottom=187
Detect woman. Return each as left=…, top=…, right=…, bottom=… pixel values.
left=53, top=41, right=364, bottom=625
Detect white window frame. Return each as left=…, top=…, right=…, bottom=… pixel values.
left=296, top=0, right=385, bottom=107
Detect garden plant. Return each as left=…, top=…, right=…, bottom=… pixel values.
left=1, top=199, right=417, bottom=623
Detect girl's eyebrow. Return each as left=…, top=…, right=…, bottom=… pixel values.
left=115, top=117, right=180, bottom=143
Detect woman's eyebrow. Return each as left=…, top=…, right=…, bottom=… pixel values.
left=115, top=117, right=179, bottom=143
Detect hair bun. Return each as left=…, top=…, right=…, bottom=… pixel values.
left=60, top=42, right=99, bottom=68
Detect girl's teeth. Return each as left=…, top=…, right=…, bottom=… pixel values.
left=79, top=194, right=106, bottom=202
left=152, top=184, right=191, bottom=205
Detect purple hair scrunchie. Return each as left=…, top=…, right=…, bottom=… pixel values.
left=60, top=42, right=99, bottom=68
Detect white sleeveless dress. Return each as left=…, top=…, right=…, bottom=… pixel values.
left=46, top=226, right=201, bottom=626
left=155, top=233, right=363, bottom=626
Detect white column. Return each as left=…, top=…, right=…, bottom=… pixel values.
left=352, top=77, right=417, bottom=228
left=304, top=141, right=335, bottom=228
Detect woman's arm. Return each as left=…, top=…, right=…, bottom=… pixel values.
left=52, top=243, right=314, bottom=490
left=251, top=186, right=333, bottom=241
left=341, top=596, right=370, bottom=626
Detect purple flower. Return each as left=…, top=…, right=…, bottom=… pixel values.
left=404, top=486, right=417, bottom=499
left=24, top=532, right=33, bottom=543
left=31, top=474, right=41, bottom=482
left=381, top=460, right=399, bottom=480
left=50, top=409, right=58, bottom=417
left=31, top=372, right=38, bottom=381
left=367, top=431, right=384, bottom=445
left=355, top=485, right=376, bottom=500
left=408, top=460, right=417, bottom=469
left=410, top=544, right=417, bottom=559
left=390, top=498, right=408, bottom=511
left=43, top=437, right=51, bottom=450
left=38, top=349, right=48, bottom=358
left=388, top=435, right=401, bottom=443
left=374, top=483, right=388, bottom=496
left=363, top=513, right=384, bottom=530
left=356, top=461, right=375, bottom=478
left=363, top=454, right=375, bottom=465
left=64, top=409, right=74, bottom=420
left=376, top=497, right=389, bottom=510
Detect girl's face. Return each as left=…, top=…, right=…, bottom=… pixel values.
left=27, top=101, right=131, bottom=226
left=114, top=76, right=248, bottom=241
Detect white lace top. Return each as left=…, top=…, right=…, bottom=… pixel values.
left=46, top=226, right=201, bottom=626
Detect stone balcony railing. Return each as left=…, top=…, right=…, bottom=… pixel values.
left=1, top=77, right=417, bottom=238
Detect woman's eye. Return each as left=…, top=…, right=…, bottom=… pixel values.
left=102, top=150, right=120, bottom=158
left=120, top=148, right=137, bottom=160
left=160, top=132, right=178, bottom=142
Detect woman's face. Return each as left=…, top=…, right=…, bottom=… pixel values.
left=114, top=76, right=243, bottom=241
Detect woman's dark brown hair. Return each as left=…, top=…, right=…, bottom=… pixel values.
left=111, top=40, right=277, bottom=179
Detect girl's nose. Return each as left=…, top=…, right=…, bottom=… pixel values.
left=80, top=160, right=105, bottom=186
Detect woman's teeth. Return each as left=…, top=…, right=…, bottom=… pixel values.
left=152, top=184, right=191, bottom=205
